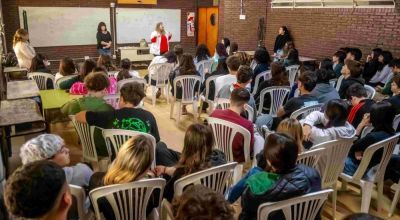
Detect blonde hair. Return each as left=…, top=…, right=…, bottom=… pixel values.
left=155, top=22, right=166, bottom=35
left=277, top=118, right=304, bottom=153
left=103, top=135, right=153, bottom=185
left=13, top=29, right=29, bottom=47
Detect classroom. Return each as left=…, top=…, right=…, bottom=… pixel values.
left=0, top=0, right=400, bottom=219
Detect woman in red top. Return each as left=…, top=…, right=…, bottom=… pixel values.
left=150, top=22, right=172, bottom=56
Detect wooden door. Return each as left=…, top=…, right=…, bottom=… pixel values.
left=197, top=7, right=219, bottom=54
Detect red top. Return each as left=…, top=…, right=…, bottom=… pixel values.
left=160, top=35, right=168, bottom=55
left=210, top=109, right=254, bottom=163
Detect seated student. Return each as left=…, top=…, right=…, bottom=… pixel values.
left=76, top=82, right=160, bottom=142
left=210, top=43, right=229, bottom=72
left=338, top=59, right=364, bottom=99
left=30, top=54, right=53, bottom=89
left=346, top=84, right=375, bottom=129
left=229, top=118, right=305, bottom=203
left=19, top=134, right=93, bottom=187
left=283, top=48, right=300, bottom=67
left=174, top=44, right=184, bottom=65
left=155, top=123, right=226, bottom=202
left=311, top=69, right=340, bottom=104
left=332, top=50, right=346, bottom=77
left=97, top=54, right=117, bottom=71
left=222, top=37, right=231, bottom=55
left=236, top=51, right=252, bottom=66
left=369, top=50, right=393, bottom=87
left=59, top=59, right=97, bottom=90
left=363, top=48, right=382, bottom=82
left=256, top=71, right=318, bottom=130
left=239, top=133, right=321, bottom=220
left=69, top=67, right=117, bottom=95
left=251, top=48, right=271, bottom=90
left=281, top=41, right=295, bottom=60
left=346, top=47, right=362, bottom=61
left=386, top=74, right=400, bottom=114
left=377, top=58, right=400, bottom=95
left=215, top=55, right=241, bottom=95
left=254, top=62, right=290, bottom=111
left=210, top=88, right=256, bottom=162
left=172, top=185, right=235, bottom=220
left=89, top=135, right=158, bottom=219
left=193, top=44, right=211, bottom=64
left=116, top=58, right=139, bottom=81
left=230, top=42, right=239, bottom=55
left=4, top=161, right=72, bottom=220
left=301, top=99, right=356, bottom=145
left=55, top=57, right=76, bottom=82
left=344, top=102, right=396, bottom=176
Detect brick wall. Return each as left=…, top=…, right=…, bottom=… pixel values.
left=2, top=0, right=198, bottom=64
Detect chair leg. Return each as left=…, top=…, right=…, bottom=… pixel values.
left=377, top=180, right=384, bottom=212
left=233, top=164, right=243, bottom=185
left=152, top=87, right=156, bottom=106
left=165, top=86, right=170, bottom=104
left=360, top=182, right=374, bottom=213
left=193, top=101, right=198, bottom=121
left=389, top=184, right=400, bottom=217
left=170, top=99, right=175, bottom=119
left=332, top=183, right=337, bottom=220
left=341, top=180, right=348, bottom=191
left=176, top=102, right=182, bottom=124
left=199, top=100, right=204, bottom=119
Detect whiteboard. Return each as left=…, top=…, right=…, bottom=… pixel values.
left=19, top=7, right=110, bottom=47
left=116, top=8, right=181, bottom=44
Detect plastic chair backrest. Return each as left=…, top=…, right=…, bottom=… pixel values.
left=361, top=126, right=374, bottom=139
left=290, top=104, right=323, bottom=120
left=90, top=179, right=166, bottom=220
left=108, top=71, right=119, bottom=78
left=351, top=134, right=400, bottom=183
left=335, top=75, right=344, bottom=91
left=148, top=63, right=174, bottom=87
left=70, top=115, right=99, bottom=162
left=310, top=138, right=354, bottom=188
left=55, top=75, right=76, bottom=89
left=103, top=94, right=120, bottom=109
left=393, top=114, right=400, bottom=131
left=196, top=59, right=214, bottom=82
left=257, top=189, right=333, bottom=220
left=117, top=78, right=147, bottom=92
left=174, top=162, right=237, bottom=197
left=161, top=199, right=174, bottom=220
left=28, top=72, right=55, bottom=90
left=258, top=86, right=291, bottom=116
left=203, top=74, right=223, bottom=103
left=70, top=184, right=89, bottom=220
left=364, top=85, right=376, bottom=99
left=173, top=75, right=202, bottom=103
left=286, top=65, right=300, bottom=87
left=207, top=117, right=251, bottom=162
left=102, top=129, right=156, bottom=168
left=250, top=59, right=257, bottom=70
left=215, top=98, right=231, bottom=110
left=296, top=148, right=326, bottom=170
left=252, top=70, right=271, bottom=95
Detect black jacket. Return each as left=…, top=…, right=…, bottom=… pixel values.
left=339, top=77, right=365, bottom=99
left=239, top=164, right=322, bottom=220
left=273, top=34, right=291, bottom=53
left=363, top=59, right=381, bottom=82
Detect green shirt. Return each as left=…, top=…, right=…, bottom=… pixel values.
left=61, top=96, right=114, bottom=115
left=246, top=171, right=280, bottom=195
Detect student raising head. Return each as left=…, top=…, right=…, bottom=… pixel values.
left=55, top=57, right=76, bottom=82
left=194, top=44, right=211, bottom=64
left=338, top=59, right=364, bottom=99
left=332, top=50, right=346, bottom=77
left=59, top=59, right=97, bottom=90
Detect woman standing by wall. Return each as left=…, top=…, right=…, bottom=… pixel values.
left=96, top=22, right=112, bottom=56
left=273, top=26, right=291, bottom=61
left=150, top=22, right=172, bottom=56
left=13, top=29, right=36, bottom=69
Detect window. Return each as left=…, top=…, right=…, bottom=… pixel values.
left=271, top=0, right=395, bottom=8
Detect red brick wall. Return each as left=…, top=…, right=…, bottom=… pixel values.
left=265, top=4, right=400, bottom=60
left=2, top=0, right=198, bottom=63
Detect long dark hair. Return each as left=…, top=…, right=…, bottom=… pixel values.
left=215, top=43, right=228, bottom=58
left=287, top=49, right=300, bottom=64
left=59, top=57, right=76, bottom=76
left=79, top=59, right=97, bottom=81
left=97, top=22, right=107, bottom=32
left=214, top=58, right=228, bottom=75
left=223, top=38, right=231, bottom=48
left=179, top=54, right=197, bottom=76
left=270, top=62, right=289, bottom=86
left=195, top=44, right=211, bottom=62
left=324, top=99, right=349, bottom=128
left=30, top=54, right=48, bottom=72
left=378, top=51, right=393, bottom=71
left=254, top=48, right=271, bottom=65
left=97, top=55, right=117, bottom=71
left=370, top=102, right=396, bottom=134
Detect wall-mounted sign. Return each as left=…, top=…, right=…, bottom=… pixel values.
left=187, top=12, right=195, bottom=37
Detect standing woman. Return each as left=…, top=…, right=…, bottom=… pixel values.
left=273, top=26, right=292, bottom=61
left=96, top=22, right=112, bottom=56
left=13, top=29, right=36, bottom=69
left=150, top=22, right=172, bottom=56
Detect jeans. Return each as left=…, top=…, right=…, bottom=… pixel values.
left=98, top=48, right=111, bottom=56
left=343, top=157, right=358, bottom=176
left=255, top=114, right=274, bottom=130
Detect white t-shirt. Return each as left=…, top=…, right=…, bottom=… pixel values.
left=215, top=74, right=237, bottom=96
left=13, top=42, right=36, bottom=69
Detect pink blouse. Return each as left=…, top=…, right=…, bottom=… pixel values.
left=69, top=77, right=117, bottom=95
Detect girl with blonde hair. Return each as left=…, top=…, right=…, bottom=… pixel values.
left=13, top=28, right=36, bottom=68
left=276, top=118, right=304, bottom=153
left=150, top=22, right=172, bottom=55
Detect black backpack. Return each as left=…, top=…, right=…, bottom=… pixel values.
left=3, top=52, right=18, bottom=67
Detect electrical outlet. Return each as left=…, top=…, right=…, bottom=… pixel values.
left=240, top=14, right=246, bottom=20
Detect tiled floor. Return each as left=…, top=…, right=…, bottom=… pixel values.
left=6, top=69, right=400, bottom=219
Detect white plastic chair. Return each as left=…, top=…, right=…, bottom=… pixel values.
left=174, top=162, right=237, bottom=197
left=199, top=74, right=223, bottom=114
left=252, top=70, right=271, bottom=96
left=117, top=77, right=147, bottom=92
left=70, top=184, right=93, bottom=220
left=257, top=189, right=333, bottom=220
left=389, top=180, right=400, bottom=217
left=195, top=59, right=214, bottom=82
left=107, top=70, right=119, bottom=78
left=250, top=59, right=257, bottom=70
left=364, top=85, right=376, bottom=99
left=89, top=178, right=166, bottom=220
left=102, top=129, right=156, bottom=169
left=103, top=94, right=120, bottom=109
left=310, top=138, right=355, bottom=219
left=55, top=75, right=76, bottom=89
left=393, top=114, right=400, bottom=131
left=296, top=148, right=326, bottom=170
left=148, top=63, right=174, bottom=106
left=340, top=134, right=400, bottom=213
left=161, top=199, right=174, bottom=220
left=361, top=125, right=374, bottom=139
left=170, top=75, right=201, bottom=123
left=70, top=115, right=108, bottom=170
left=258, top=86, right=291, bottom=116
left=335, top=75, right=344, bottom=91
left=286, top=65, right=300, bottom=87
left=290, top=104, right=323, bottom=120
left=27, top=72, right=55, bottom=90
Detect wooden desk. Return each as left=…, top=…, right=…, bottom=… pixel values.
left=119, top=47, right=154, bottom=62
left=3, top=67, right=28, bottom=82
left=7, top=80, right=40, bottom=100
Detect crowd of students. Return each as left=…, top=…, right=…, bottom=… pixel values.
left=3, top=27, right=400, bottom=220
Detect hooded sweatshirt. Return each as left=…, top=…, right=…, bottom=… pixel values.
left=300, top=111, right=356, bottom=145
left=310, top=83, right=340, bottom=104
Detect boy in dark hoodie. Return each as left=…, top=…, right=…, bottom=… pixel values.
left=339, top=59, right=364, bottom=99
